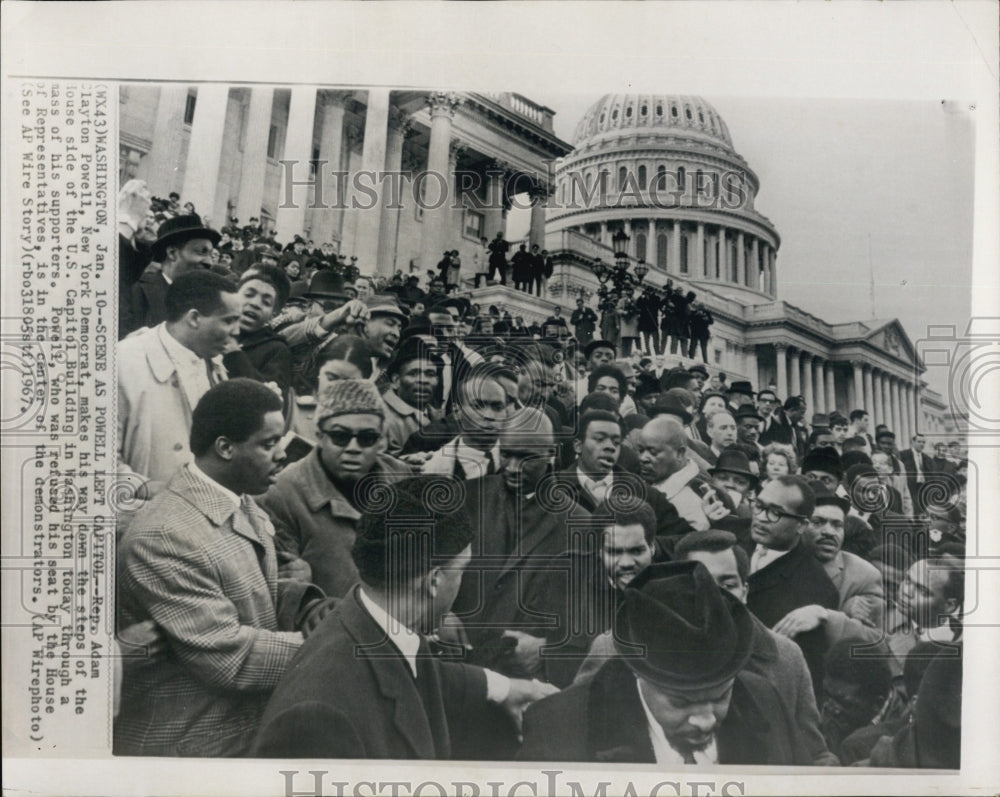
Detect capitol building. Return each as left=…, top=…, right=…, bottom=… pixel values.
left=118, top=86, right=955, bottom=440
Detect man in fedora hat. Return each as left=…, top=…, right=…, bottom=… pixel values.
left=124, top=214, right=221, bottom=336
left=726, top=380, right=755, bottom=415
left=735, top=405, right=765, bottom=453
left=519, top=560, right=802, bottom=764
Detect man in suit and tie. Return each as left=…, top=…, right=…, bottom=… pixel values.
left=116, top=379, right=328, bottom=756
left=756, top=388, right=780, bottom=435
left=253, top=475, right=556, bottom=759
left=124, top=214, right=220, bottom=336
left=746, top=475, right=840, bottom=701
left=759, top=395, right=809, bottom=461
left=117, top=270, right=242, bottom=499
left=551, top=409, right=694, bottom=540
left=421, top=365, right=507, bottom=481
left=899, top=434, right=936, bottom=514
left=771, top=484, right=884, bottom=649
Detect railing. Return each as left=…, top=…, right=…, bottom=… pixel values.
left=481, top=92, right=555, bottom=133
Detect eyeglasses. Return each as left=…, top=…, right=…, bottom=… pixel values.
left=318, top=427, right=381, bottom=448
left=751, top=500, right=808, bottom=523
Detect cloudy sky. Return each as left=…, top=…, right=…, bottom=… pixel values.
left=509, top=93, right=975, bottom=399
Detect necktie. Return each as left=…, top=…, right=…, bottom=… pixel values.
left=205, top=358, right=219, bottom=387
left=485, top=456, right=497, bottom=476
left=915, top=454, right=923, bottom=482
left=750, top=545, right=769, bottom=574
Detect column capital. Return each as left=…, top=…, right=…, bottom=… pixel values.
left=774, top=342, right=789, bottom=353
left=426, top=91, right=463, bottom=119
left=387, top=105, right=412, bottom=135
left=320, top=89, right=353, bottom=108
left=345, top=122, right=365, bottom=150
left=448, top=139, right=467, bottom=165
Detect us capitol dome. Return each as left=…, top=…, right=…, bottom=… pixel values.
left=548, top=94, right=781, bottom=304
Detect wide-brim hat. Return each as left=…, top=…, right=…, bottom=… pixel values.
left=584, top=339, right=617, bottom=359
left=688, top=363, right=709, bottom=378
left=304, top=270, right=349, bottom=301
left=614, top=560, right=754, bottom=690
left=386, top=337, right=443, bottom=375
left=709, top=448, right=759, bottom=485
left=735, top=406, right=764, bottom=423
left=365, top=294, right=409, bottom=324
left=153, top=214, right=221, bottom=260
left=727, top=380, right=755, bottom=397
left=811, top=413, right=831, bottom=429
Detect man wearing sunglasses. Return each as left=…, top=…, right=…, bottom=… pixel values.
left=746, top=475, right=839, bottom=702
left=258, top=379, right=411, bottom=599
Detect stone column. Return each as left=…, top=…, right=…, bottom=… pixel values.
left=141, top=85, right=189, bottom=195
left=419, top=91, right=461, bottom=270
left=529, top=184, right=548, bottom=249
left=788, top=348, right=801, bottom=397
left=599, top=220, right=610, bottom=248
left=376, top=105, right=410, bottom=275
left=671, top=220, right=681, bottom=274
left=852, top=362, right=865, bottom=413
left=274, top=87, right=317, bottom=241
left=695, top=222, right=705, bottom=277
left=863, top=365, right=875, bottom=420
left=181, top=84, right=231, bottom=226
left=736, top=231, right=745, bottom=286
left=872, top=370, right=884, bottom=427
left=906, top=384, right=917, bottom=440
left=825, top=362, right=837, bottom=414
left=717, top=227, right=729, bottom=282
left=891, top=378, right=903, bottom=440
left=769, top=246, right=778, bottom=298
left=750, top=237, right=759, bottom=288
left=309, top=91, right=349, bottom=247
left=774, top=344, right=788, bottom=400
left=350, top=88, right=391, bottom=274
left=812, top=357, right=825, bottom=415
left=744, top=344, right=759, bottom=388
left=881, top=373, right=894, bottom=432
left=235, top=87, right=274, bottom=229
left=800, top=353, right=814, bottom=413
left=485, top=163, right=508, bottom=243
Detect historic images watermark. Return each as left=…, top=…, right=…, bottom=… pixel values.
left=276, top=162, right=752, bottom=214
left=280, top=769, right=747, bottom=797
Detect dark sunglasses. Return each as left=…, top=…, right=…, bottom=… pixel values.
left=319, top=427, right=381, bottom=448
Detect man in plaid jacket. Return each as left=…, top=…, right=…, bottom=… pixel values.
left=115, top=379, right=325, bottom=757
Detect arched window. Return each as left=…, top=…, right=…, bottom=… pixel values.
left=618, top=166, right=627, bottom=189
left=656, top=233, right=668, bottom=268
left=696, top=169, right=704, bottom=196
left=657, top=165, right=667, bottom=190
left=712, top=172, right=720, bottom=198
left=636, top=232, right=647, bottom=262
left=612, top=108, right=619, bottom=121
left=698, top=110, right=705, bottom=124
left=680, top=235, right=689, bottom=273
left=685, top=106, right=692, bottom=120
left=625, top=105, right=633, bottom=118
left=671, top=104, right=679, bottom=118
left=677, top=166, right=686, bottom=191
left=638, top=165, right=647, bottom=188
left=641, top=104, right=648, bottom=117
left=656, top=104, right=663, bottom=117
left=730, top=242, right=738, bottom=282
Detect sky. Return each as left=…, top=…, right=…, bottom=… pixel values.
left=507, top=94, right=976, bottom=397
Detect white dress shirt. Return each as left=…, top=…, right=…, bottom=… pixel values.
left=636, top=678, right=718, bottom=765
left=750, top=544, right=791, bottom=574
left=577, top=467, right=613, bottom=504
left=357, top=587, right=510, bottom=701
left=157, top=323, right=219, bottom=411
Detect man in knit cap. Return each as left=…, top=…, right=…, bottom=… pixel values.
left=258, top=379, right=410, bottom=598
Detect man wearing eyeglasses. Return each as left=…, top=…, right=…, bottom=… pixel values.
left=258, top=379, right=411, bottom=598
left=746, top=475, right=839, bottom=701
left=772, top=485, right=884, bottom=649
left=756, top=389, right=779, bottom=434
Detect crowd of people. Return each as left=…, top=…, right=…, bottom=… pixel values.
left=114, top=179, right=965, bottom=767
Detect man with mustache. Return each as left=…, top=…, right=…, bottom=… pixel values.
left=258, top=379, right=411, bottom=598
left=381, top=338, right=442, bottom=457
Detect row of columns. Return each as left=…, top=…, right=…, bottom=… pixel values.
left=577, top=219, right=777, bottom=296
left=768, top=344, right=918, bottom=442
left=145, top=86, right=550, bottom=276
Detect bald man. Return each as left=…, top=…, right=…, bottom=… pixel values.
left=454, top=408, right=591, bottom=682
left=638, top=416, right=734, bottom=532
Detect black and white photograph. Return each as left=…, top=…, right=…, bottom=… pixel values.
left=2, top=3, right=998, bottom=796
